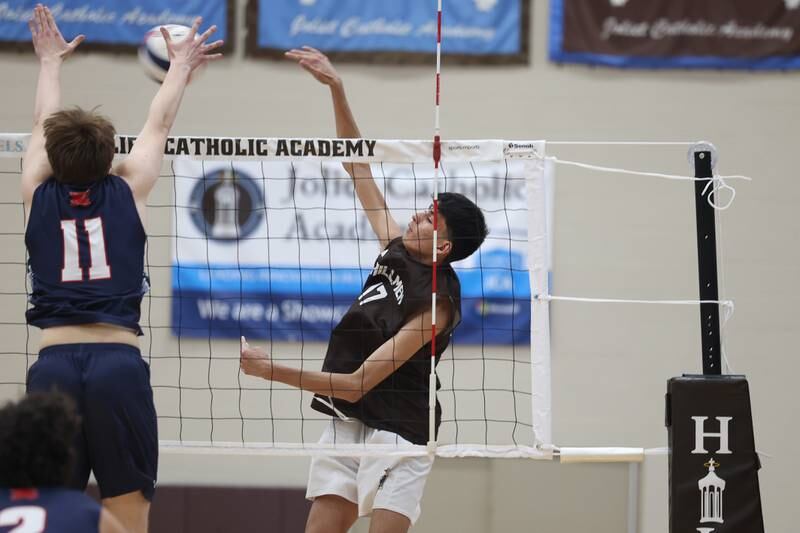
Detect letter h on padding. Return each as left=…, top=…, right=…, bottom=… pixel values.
left=691, top=416, right=733, bottom=454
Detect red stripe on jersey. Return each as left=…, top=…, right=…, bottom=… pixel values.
left=69, top=190, right=92, bottom=207
left=10, top=488, right=39, bottom=501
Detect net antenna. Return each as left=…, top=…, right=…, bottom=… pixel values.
left=427, top=0, right=445, bottom=453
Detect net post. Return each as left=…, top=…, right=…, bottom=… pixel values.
left=691, top=143, right=721, bottom=375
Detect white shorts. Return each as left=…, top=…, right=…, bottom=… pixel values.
left=305, top=418, right=433, bottom=524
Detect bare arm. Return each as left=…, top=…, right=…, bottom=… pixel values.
left=240, top=301, right=451, bottom=403
left=99, top=509, right=128, bottom=533
left=21, top=5, right=84, bottom=213
left=115, top=18, right=223, bottom=213
left=285, top=47, right=403, bottom=248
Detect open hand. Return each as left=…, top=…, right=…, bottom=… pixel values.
left=285, top=46, right=341, bottom=87
left=29, top=4, right=84, bottom=63
left=162, top=17, right=224, bottom=75
left=240, top=336, right=273, bottom=379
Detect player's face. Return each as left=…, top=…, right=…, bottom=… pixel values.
left=402, top=206, right=450, bottom=259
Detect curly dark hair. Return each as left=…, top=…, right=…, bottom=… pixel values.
left=0, top=392, right=79, bottom=487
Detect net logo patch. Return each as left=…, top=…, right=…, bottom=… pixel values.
left=189, top=168, right=264, bottom=241
left=503, top=142, right=541, bottom=159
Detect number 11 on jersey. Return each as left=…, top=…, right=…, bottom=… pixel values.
left=60, top=218, right=112, bottom=282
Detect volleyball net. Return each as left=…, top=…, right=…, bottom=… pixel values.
left=0, top=135, right=554, bottom=459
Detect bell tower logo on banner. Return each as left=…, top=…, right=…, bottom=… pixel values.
left=698, top=459, right=726, bottom=525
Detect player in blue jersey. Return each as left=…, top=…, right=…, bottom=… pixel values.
left=0, top=392, right=126, bottom=533
left=21, top=5, right=223, bottom=532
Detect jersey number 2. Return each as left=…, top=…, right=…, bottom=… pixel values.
left=0, top=506, right=46, bottom=533
left=61, top=218, right=111, bottom=282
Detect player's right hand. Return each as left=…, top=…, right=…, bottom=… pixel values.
left=240, top=336, right=274, bottom=380
left=162, top=17, right=224, bottom=74
left=29, top=4, right=84, bottom=62
left=285, top=46, right=342, bottom=87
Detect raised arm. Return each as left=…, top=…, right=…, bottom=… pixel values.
left=115, top=18, right=223, bottom=214
left=240, top=301, right=451, bottom=402
left=21, top=4, right=84, bottom=211
left=285, top=46, right=403, bottom=249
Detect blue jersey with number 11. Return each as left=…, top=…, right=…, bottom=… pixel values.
left=25, top=175, right=148, bottom=334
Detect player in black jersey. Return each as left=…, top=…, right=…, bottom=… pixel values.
left=0, top=392, right=126, bottom=533
left=22, top=6, right=222, bottom=532
left=241, top=47, right=488, bottom=533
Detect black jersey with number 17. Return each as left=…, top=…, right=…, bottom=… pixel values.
left=312, top=237, right=462, bottom=445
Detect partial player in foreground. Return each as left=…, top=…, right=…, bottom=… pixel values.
left=22, top=5, right=222, bottom=532
left=241, top=47, right=488, bottom=533
left=0, top=392, right=127, bottom=533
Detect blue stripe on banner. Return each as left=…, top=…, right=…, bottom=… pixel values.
left=257, top=0, right=522, bottom=55
left=0, top=1, right=228, bottom=45
left=549, top=50, right=800, bottom=71
left=171, top=290, right=531, bottom=344
left=172, top=264, right=531, bottom=299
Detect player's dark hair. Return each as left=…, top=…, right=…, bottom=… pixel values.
left=43, top=107, right=116, bottom=186
left=0, top=392, right=79, bottom=487
left=438, top=192, right=489, bottom=263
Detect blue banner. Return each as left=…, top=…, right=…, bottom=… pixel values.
left=171, top=254, right=532, bottom=345
left=171, top=277, right=532, bottom=345
left=248, top=0, right=528, bottom=62
left=0, top=1, right=230, bottom=47
left=550, top=0, right=800, bottom=70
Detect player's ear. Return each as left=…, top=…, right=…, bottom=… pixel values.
left=437, top=239, right=452, bottom=259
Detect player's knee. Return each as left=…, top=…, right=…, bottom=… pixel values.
left=306, top=495, right=357, bottom=533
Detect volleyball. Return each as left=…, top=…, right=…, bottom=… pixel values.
left=138, top=24, right=192, bottom=82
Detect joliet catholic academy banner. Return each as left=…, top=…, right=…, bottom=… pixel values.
left=550, top=0, right=800, bottom=69
left=246, top=0, right=529, bottom=64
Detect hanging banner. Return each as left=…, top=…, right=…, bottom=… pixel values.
left=0, top=1, right=232, bottom=51
left=550, top=0, right=800, bottom=70
left=245, top=0, right=529, bottom=64
left=169, top=143, right=551, bottom=345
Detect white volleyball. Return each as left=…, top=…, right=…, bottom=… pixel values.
left=138, top=24, right=192, bottom=83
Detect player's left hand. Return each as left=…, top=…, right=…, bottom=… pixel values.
left=240, top=336, right=273, bottom=379
left=162, top=16, right=224, bottom=75
left=29, top=4, right=85, bottom=63
left=285, top=46, right=342, bottom=87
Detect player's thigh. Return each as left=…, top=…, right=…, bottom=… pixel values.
left=26, top=350, right=92, bottom=489
left=306, top=494, right=358, bottom=533
left=83, top=346, right=158, bottom=501
left=359, top=453, right=433, bottom=526
left=306, top=419, right=363, bottom=504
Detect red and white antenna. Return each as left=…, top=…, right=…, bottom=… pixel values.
left=428, top=0, right=444, bottom=453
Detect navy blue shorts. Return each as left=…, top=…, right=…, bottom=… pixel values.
left=26, top=343, right=158, bottom=501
